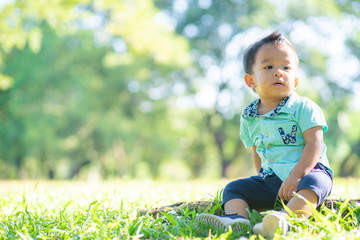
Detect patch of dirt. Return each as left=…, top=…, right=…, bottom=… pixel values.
left=139, top=200, right=221, bottom=218
left=139, top=199, right=360, bottom=219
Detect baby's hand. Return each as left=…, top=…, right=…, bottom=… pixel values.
left=278, top=175, right=302, bottom=201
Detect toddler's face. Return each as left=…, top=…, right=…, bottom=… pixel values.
left=245, top=43, right=299, bottom=100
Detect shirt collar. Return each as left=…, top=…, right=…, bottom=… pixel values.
left=242, top=92, right=298, bottom=118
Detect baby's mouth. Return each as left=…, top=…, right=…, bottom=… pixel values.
left=273, top=81, right=284, bottom=86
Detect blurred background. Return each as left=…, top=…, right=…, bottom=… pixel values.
left=0, top=0, right=359, bottom=180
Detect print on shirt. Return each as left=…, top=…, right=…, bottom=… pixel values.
left=278, top=125, right=297, bottom=144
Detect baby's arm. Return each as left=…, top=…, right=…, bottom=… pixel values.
left=278, top=126, right=324, bottom=201
left=251, top=145, right=261, bottom=174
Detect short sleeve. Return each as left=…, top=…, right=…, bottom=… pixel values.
left=240, top=115, right=255, bottom=148
left=297, top=98, right=328, bottom=133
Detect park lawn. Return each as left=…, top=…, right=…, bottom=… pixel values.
left=0, top=178, right=359, bottom=239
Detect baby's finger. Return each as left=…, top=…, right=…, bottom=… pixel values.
left=287, top=191, right=293, bottom=201
left=287, top=190, right=295, bottom=201
left=279, top=187, right=286, bottom=200
left=278, top=189, right=283, bottom=200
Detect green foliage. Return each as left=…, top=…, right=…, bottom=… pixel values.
left=1, top=0, right=360, bottom=179
left=0, top=0, right=191, bottom=179
left=0, top=180, right=359, bottom=239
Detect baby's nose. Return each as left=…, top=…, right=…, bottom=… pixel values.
left=273, top=71, right=284, bottom=77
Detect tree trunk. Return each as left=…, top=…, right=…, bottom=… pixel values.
left=69, top=159, right=91, bottom=179
left=14, top=142, right=25, bottom=178
left=208, top=114, right=243, bottom=178
left=338, top=141, right=360, bottom=177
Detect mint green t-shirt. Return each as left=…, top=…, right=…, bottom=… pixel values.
left=240, top=92, right=333, bottom=181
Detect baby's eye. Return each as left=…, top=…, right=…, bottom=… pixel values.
left=284, top=66, right=291, bottom=70
left=264, top=66, right=273, bottom=69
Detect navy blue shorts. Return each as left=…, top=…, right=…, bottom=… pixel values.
left=222, top=163, right=333, bottom=210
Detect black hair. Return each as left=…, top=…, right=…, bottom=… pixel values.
left=243, top=31, right=298, bottom=74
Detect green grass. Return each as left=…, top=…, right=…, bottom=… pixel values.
left=0, top=178, right=359, bottom=239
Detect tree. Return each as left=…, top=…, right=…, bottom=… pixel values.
left=0, top=0, right=192, bottom=179
left=153, top=0, right=360, bottom=177
left=1, top=0, right=360, bottom=179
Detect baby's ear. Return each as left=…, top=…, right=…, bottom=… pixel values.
left=244, top=73, right=256, bottom=89
left=295, top=76, right=300, bottom=88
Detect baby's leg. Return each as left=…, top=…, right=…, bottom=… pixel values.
left=195, top=175, right=281, bottom=231
left=222, top=174, right=282, bottom=219
left=224, top=198, right=250, bottom=218
left=253, top=189, right=318, bottom=238
left=286, top=163, right=333, bottom=218
left=253, top=165, right=332, bottom=237
left=286, top=188, right=318, bottom=218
